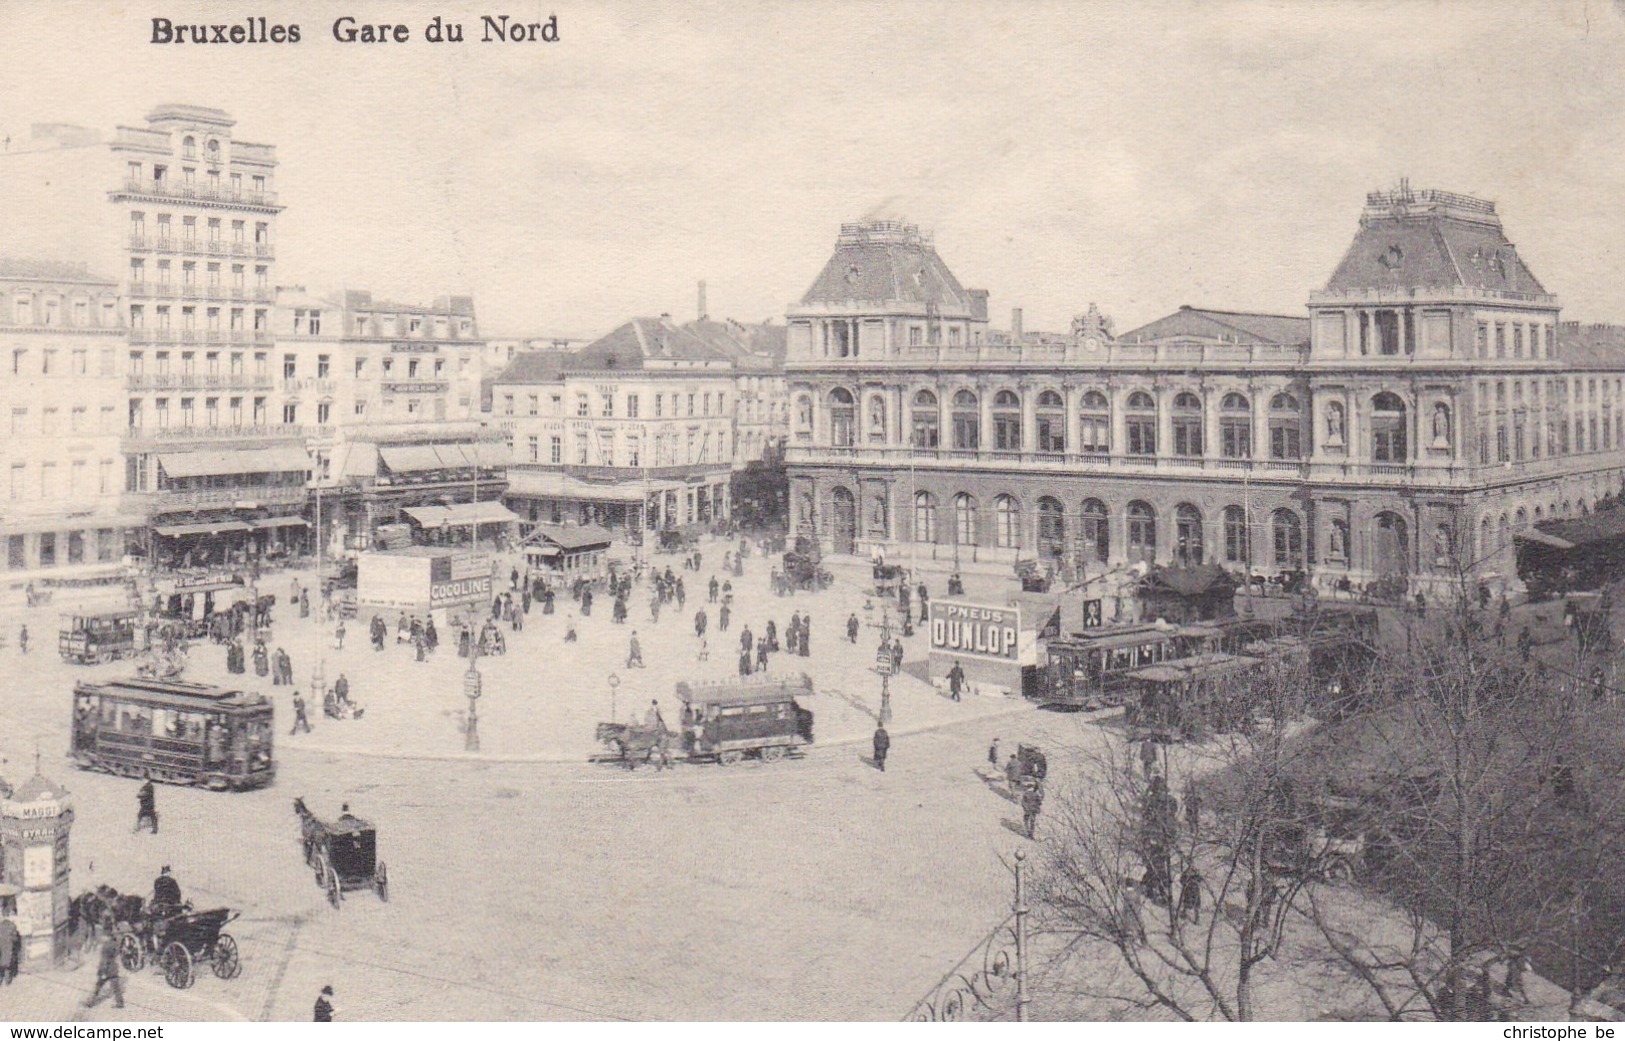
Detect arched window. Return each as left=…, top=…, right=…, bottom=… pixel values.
left=1479, top=516, right=1492, bottom=559
left=1082, top=498, right=1109, bottom=563
left=951, top=390, right=980, bottom=450
left=1037, top=496, right=1065, bottom=559
left=1220, top=393, right=1251, bottom=458
left=182, top=135, right=196, bottom=157
left=1175, top=503, right=1204, bottom=565
left=1127, top=501, right=1156, bottom=562
left=1271, top=509, right=1303, bottom=568
left=1223, top=505, right=1249, bottom=564
left=1515, top=506, right=1528, bottom=529
left=1269, top=392, right=1303, bottom=460
left=866, top=394, right=887, bottom=443
left=1371, top=392, right=1407, bottom=462
left=911, top=390, right=940, bottom=449
left=828, top=388, right=856, bottom=447
left=1172, top=392, right=1203, bottom=457
left=993, top=390, right=1022, bottom=452
left=994, top=494, right=1021, bottom=549
left=914, top=491, right=938, bottom=543
left=1126, top=391, right=1157, bottom=456
left=1036, top=391, right=1065, bottom=453
left=953, top=492, right=978, bottom=545
left=1080, top=391, right=1110, bottom=454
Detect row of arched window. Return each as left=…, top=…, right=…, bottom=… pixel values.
left=902, top=492, right=1306, bottom=567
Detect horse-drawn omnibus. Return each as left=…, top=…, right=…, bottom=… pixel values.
left=596, top=674, right=815, bottom=768
left=70, top=677, right=275, bottom=789
left=59, top=610, right=146, bottom=664
left=1037, top=623, right=1220, bottom=710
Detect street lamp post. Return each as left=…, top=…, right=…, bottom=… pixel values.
left=868, top=606, right=895, bottom=725
left=607, top=672, right=621, bottom=723
left=463, top=635, right=482, bottom=752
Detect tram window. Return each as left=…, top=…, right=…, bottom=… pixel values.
left=100, top=700, right=117, bottom=725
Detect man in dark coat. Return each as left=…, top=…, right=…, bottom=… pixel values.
left=918, top=582, right=931, bottom=623
left=0, top=916, right=20, bottom=985
left=948, top=660, right=966, bottom=701
left=740, top=625, right=753, bottom=655
left=709, top=576, right=719, bottom=603
left=1021, top=782, right=1044, bottom=839
left=290, top=692, right=312, bottom=734
left=314, top=985, right=335, bottom=1022
left=83, top=932, right=125, bottom=1009
left=135, top=777, right=158, bottom=834
left=719, top=603, right=731, bottom=631
left=872, top=725, right=890, bottom=771
left=799, top=617, right=811, bottom=657
left=152, top=866, right=182, bottom=909
left=847, top=613, right=859, bottom=643
left=694, top=608, right=707, bottom=638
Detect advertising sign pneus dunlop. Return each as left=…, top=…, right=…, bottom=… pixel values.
left=929, top=600, right=1021, bottom=662
left=429, top=553, right=492, bottom=609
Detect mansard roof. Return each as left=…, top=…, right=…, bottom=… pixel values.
left=572, top=317, right=735, bottom=370
left=799, top=221, right=975, bottom=315
left=1323, top=187, right=1547, bottom=297
left=1117, top=306, right=1310, bottom=346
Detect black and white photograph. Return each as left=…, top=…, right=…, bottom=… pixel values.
left=1, top=0, right=1624, bottom=1025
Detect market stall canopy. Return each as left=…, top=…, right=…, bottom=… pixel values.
left=153, top=520, right=253, bottom=537
left=404, top=502, right=521, bottom=527
left=158, top=446, right=311, bottom=479
left=379, top=445, right=448, bottom=473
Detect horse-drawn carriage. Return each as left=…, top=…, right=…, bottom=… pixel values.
left=58, top=610, right=146, bottom=664
left=76, top=889, right=241, bottom=990
left=1264, top=793, right=1367, bottom=884
left=294, top=798, right=388, bottom=908
left=596, top=675, right=816, bottom=768
left=873, top=562, right=908, bottom=599
left=780, top=536, right=832, bottom=594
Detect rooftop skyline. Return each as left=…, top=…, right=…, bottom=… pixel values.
left=4, top=1, right=1625, bottom=337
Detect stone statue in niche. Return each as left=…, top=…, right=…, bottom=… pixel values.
left=1326, top=402, right=1345, bottom=442
left=1434, top=525, right=1451, bottom=563
left=869, top=397, right=885, bottom=430
left=1329, top=520, right=1347, bottom=559
left=1432, top=403, right=1451, bottom=447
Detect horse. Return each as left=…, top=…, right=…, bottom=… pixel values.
left=595, top=722, right=669, bottom=770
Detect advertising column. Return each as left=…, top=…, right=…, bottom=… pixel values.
left=0, top=774, right=73, bottom=967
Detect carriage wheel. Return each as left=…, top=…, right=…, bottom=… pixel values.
left=718, top=749, right=743, bottom=766
left=97, top=651, right=114, bottom=665
left=760, top=746, right=785, bottom=763
left=313, top=854, right=327, bottom=888
left=212, top=933, right=241, bottom=979
left=118, top=932, right=144, bottom=972
left=374, top=861, right=389, bottom=902
left=162, top=942, right=195, bottom=989
left=326, top=870, right=342, bottom=909
left=1323, top=858, right=1354, bottom=884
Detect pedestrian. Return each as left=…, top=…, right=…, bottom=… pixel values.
left=1005, top=753, right=1022, bottom=796
left=82, top=931, right=125, bottom=1010
left=676, top=577, right=686, bottom=609
left=738, top=647, right=752, bottom=676
left=872, top=724, right=890, bottom=771
left=949, top=660, right=966, bottom=702
left=628, top=631, right=645, bottom=669
left=1139, top=738, right=1159, bottom=779
left=613, top=596, right=627, bottom=625
left=847, top=613, right=859, bottom=643
left=756, top=637, right=769, bottom=672
left=709, top=576, right=719, bottom=603
left=0, top=915, right=19, bottom=985
left=564, top=615, right=578, bottom=642
left=694, top=608, right=707, bottom=638
left=17, top=624, right=26, bottom=655
left=1021, top=781, right=1043, bottom=838
left=511, top=566, right=520, bottom=591
left=765, top=619, right=778, bottom=652
left=1121, top=879, right=1146, bottom=942
left=918, top=582, right=930, bottom=624
left=719, top=603, right=731, bottom=631
left=651, top=595, right=662, bottom=623
left=890, top=637, right=904, bottom=674
left=740, top=625, right=754, bottom=655
left=1178, top=866, right=1203, bottom=924
left=644, top=698, right=664, bottom=729
left=1184, top=783, right=1202, bottom=835
left=799, top=616, right=811, bottom=657
left=313, top=984, right=336, bottom=1022
left=1503, top=948, right=1530, bottom=1004
left=697, top=637, right=709, bottom=662
left=299, top=588, right=310, bottom=619
left=333, top=673, right=350, bottom=705
left=333, top=620, right=346, bottom=650
left=988, top=736, right=1001, bottom=770
left=135, top=776, right=158, bottom=834
left=425, top=617, right=438, bottom=653
left=582, top=588, right=593, bottom=617
left=290, top=692, right=312, bottom=734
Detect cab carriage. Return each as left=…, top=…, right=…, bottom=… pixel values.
left=293, top=799, right=387, bottom=909
left=59, top=610, right=147, bottom=665
left=71, top=677, right=275, bottom=790
left=677, top=675, right=815, bottom=765
left=1038, top=623, right=1221, bottom=710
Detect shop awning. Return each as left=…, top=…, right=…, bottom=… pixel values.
left=380, top=445, right=449, bottom=473
left=442, top=501, right=521, bottom=525
left=432, top=444, right=472, bottom=468
left=153, top=520, right=253, bottom=537
left=526, top=523, right=615, bottom=551
left=402, top=505, right=449, bottom=526
left=250, top=516, right=309, bottom=530
left=158, top=447, right=309, bottom=478
left=467, top=442, right=511, bottom=468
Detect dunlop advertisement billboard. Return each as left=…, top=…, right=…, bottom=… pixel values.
left=928, top=600, right=1021, bottom=662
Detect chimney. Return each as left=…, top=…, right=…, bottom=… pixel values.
left=1011, top=307, right=1024, bottom=339
left=698, top=280, right=708, bottom=322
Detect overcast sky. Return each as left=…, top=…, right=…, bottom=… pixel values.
left=3, top=0, right=1625, bottom=337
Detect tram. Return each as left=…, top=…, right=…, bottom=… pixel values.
left=70, top=677, right=275, bottom=790
left=1037, top=623, right=1220, bottom=710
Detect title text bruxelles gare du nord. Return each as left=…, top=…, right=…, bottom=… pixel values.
left=148, top=14, right=560, bottom=45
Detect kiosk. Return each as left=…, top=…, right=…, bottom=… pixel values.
left=0, top=773, right=73, bottom=967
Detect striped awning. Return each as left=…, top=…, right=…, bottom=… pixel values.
left=158, top=447, right=309, bottom=478
left=379, top=445, right=448, bottom=473
left=153, top=520, right=253, bottom=537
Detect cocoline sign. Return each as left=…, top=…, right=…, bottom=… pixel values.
left=928, top=601, right=1021, bottom=662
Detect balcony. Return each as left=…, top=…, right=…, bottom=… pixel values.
left=141, top=484, right=308, bottom=510
left=228, top=242, right=250, bottom=257
left=111, top=179, right=281, bottom=209
left=784, top=338, right=1309, bottom=370
left=788, top=444, right=1318, bottom=480
left=281, top=378, right=338, bottom=396
left=254, top=243, right=273, bottom=258
left=127, top=372, right=275, bottom=391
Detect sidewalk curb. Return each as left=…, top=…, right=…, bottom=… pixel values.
left=278, top=700, right=1039, bottom=766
